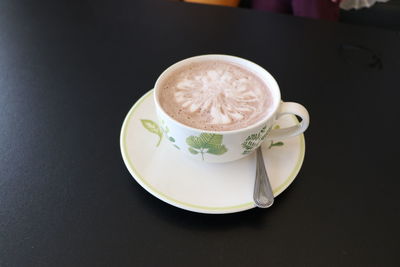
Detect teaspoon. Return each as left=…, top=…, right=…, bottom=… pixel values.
left=253, top=147, right=274, bottom=208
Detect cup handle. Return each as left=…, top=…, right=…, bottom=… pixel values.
left=266, top=102, right=310, bottom=140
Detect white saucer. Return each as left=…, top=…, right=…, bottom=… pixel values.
left=120, top=90, right=305, bottom=214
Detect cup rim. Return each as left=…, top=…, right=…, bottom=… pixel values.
left=154, top=54, right=281, bottom=134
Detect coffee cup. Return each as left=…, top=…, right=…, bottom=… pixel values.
left=154, top=55, right=309, bottom=163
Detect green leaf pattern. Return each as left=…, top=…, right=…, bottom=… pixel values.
left=140, top=119, right=180, bottom=149
left=186, top=133, right=227, bottom=160
left=268, top=125, right=284, bottom=149
left=241, top=126, right=270, bottom=155
left=141, top=119, right=163, bottom=147
left=160, top=120, right=180, bottom=150
left=141, top=119, right=283, bottom=154
left=188, top=147, right=199, bottom=154
left=241, top=124, right=285, bottom=154
left=269, top=141, right=284, bottom=148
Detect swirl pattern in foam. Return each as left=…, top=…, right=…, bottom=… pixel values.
left=158, top=60, right=272, bottom=131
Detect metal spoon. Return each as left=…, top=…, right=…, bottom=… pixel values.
left=253, top=147, right=274, bottom=208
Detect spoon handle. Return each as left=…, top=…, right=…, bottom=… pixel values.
left=253, top=147, right=274, bottom=208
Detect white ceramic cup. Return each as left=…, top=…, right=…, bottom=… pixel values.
left=154, top=55, right=309, bottom=163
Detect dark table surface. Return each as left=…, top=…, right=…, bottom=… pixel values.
left=1, top=0, right=400, bottom=266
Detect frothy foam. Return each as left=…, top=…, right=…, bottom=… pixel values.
left=158, top=60, right=273, bottom=131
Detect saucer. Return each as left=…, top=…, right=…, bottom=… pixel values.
left=120, top=90, right=305, bottom=214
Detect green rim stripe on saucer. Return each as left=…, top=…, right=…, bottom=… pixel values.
left=120, top=90, right=304, bottom=213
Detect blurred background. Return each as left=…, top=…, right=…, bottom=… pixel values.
left=181, top=0, right=400, bottom=31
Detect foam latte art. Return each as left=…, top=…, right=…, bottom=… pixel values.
left=159, top=60, right=272, bottom=131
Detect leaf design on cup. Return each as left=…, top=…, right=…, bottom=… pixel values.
left=269, top=141, right=284, bottom=148
left=186, top=133, right=227, bottom=160
left=268, top=125, right=284, bottom=149
left=160, top=121, right=180, bottom=150
left=241, top=126, right=270, bottom=155
left=141, top=119, right=163, bottom=147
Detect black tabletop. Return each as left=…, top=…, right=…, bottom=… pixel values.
left=1, top=0, right=399, bottom=266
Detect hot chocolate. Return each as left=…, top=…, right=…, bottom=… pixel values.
left=158, top=60, right=273, bottom=131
